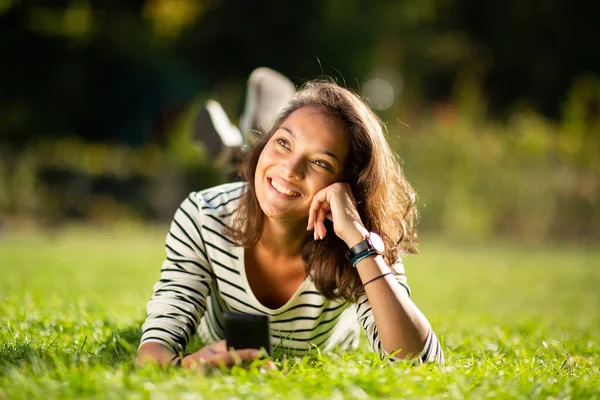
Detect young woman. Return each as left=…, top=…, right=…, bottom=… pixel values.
left=136, top=81, right=444, bottom=368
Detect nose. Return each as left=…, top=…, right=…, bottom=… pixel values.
left=282, top=156, right=305, bottom=180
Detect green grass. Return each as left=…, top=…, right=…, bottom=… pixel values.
left=1, top=226, right=599, bottom=399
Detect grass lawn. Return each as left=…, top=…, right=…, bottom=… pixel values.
left=0, top=225, right=598, bottom=399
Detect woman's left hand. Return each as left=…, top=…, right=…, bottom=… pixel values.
left=307, top=182, right=368, bottom=247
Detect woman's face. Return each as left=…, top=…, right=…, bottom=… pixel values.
left=254, top=106, right=350, bottom=222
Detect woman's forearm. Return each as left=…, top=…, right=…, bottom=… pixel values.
left=355, top=254, right=432, bottom=359
left=136, top=342, right=177, bottom=366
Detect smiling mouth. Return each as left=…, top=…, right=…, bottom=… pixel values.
left=268, top=178, right=302, bottom=197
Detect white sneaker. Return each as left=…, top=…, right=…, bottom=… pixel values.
left=239, top=67, right=296, bottom=146
left=192, top=99, right=242, bottom=164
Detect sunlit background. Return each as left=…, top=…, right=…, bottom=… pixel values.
left=1, top=0, right=598, bottom=243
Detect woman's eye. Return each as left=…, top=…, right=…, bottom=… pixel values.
left=276, top=138, right=290, bottom=149
left=313, top=160, right=333, bottom=170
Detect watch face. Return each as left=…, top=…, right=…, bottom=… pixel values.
left=368, top=232, right=385, bottom=254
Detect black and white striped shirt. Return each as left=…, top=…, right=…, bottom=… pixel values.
left=140, top=182, right=443, bottom=364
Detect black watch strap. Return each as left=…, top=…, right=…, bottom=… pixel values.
left=346, top=238, right=371, bottom=262
left=346, top=232, right=385, bottom=266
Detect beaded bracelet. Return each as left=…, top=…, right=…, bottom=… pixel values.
left=170, top=354, right=181, bottom=367
left=362, top=272, right=394, bottom=287
left=351, top=251, right=375, bottom=267
left=170, top=353, right=189, bottom=367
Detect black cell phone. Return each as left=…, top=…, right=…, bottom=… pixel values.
left=224, top=312, right=272, bottom=356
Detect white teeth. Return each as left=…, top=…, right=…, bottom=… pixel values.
left=271, top=180, right=300, bottom=197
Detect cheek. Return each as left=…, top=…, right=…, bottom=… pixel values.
left=257, top=145, right=277, bottom=168
left=256, top=147, right=273, bottom=173
left=255, top=148, right=277, bottom=189
left=307, top=173, right=340, bottom=193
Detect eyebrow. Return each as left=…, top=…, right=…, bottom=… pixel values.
left=279, top=126, right=342, bottom=164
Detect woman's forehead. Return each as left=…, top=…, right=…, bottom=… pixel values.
left=278, top=106, right=349, bottom=160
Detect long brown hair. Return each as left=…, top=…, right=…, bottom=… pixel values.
left=226, top=81, right=418, bottom=302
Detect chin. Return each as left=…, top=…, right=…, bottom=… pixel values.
left=260, top=204, right=297, bottom=220
left=258, top=200, right=307, bottom=221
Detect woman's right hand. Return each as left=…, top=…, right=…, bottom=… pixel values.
left=181, top=340, right=262, bottom=369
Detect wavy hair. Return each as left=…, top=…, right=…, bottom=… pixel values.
left=225, top=81, right=418, bottom=302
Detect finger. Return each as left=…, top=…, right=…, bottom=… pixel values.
left=311, top=198, right=329, bottom=240
left=307, top=202, right=316, bottom=231
left=309, top=202, right=324, bottom=235
left=317, top=207, right=327, bottom=239
left=211, top=340, right=227, bottom=352
left=308, top=193, right=326, bottom=231
left=228, top=348, right=262, bottom=362
left=233, top=348, right=266, bottom=363
left=309, top=199, right=320, bottom=240
left=254, top=360, right=277, bottom=372
left=203, top=340, right=227, bottom=357
left=206, top=349, right=261, bottom=367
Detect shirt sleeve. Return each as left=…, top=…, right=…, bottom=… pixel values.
left=355, top=257, right=444, bottom=365
left=139, top=192, right=214, bottom=354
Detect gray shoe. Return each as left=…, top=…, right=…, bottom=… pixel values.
left=192, top=99, right=242, bottom=164
left=239, top=67, right=296, bottom=146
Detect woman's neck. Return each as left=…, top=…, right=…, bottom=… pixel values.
left=257, top=217, right=309, bottom=258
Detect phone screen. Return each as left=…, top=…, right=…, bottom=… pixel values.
left=224, top=312, right=272, bottom=356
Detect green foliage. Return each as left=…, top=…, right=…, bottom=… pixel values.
left=0, top=228, right=598, bottom=398
left=389, top=76, right=600, bottom=242
left=1, top=76, right=598, bottom=242
left=2, top=0, right=598, bottom=146
left=0, top=129, right=229, bottom=222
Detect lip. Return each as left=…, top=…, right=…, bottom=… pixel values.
left=267, top=177, right=304, bottom=198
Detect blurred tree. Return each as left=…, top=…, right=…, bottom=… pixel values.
left=455, top=0, right=600, bottom=118
left=0, top=0, right=598, bottom=145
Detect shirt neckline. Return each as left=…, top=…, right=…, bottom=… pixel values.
left=236, top=246, right=312, bottom=315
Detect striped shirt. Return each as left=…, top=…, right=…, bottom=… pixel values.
left=140, top=182, right=443, bottom=364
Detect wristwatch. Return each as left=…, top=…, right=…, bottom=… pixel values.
left=345, top=231, right=385, bottom=266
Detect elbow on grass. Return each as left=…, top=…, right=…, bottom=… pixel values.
left=382, top=344, right=443, bottom=365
